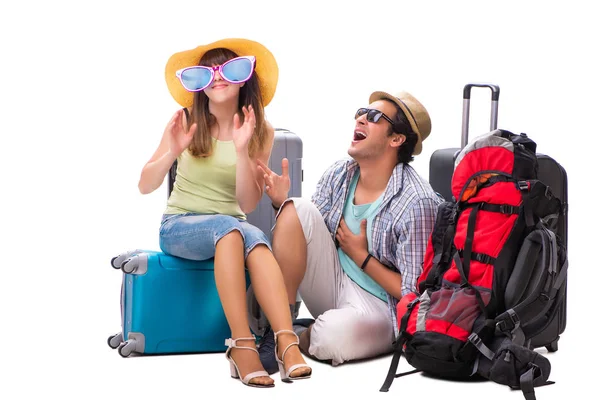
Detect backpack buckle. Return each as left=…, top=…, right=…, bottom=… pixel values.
left=468, top=333, right=495, bottom=360
left=496, top=309, right=521, bottom=333
left=499, top=205, right=517, bottom=214
left=468, top=332, right=482, bottom=347
left=518, top=181, right=530, bottom=191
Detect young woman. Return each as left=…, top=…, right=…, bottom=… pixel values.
left=138, top=38, right=311, bottom=388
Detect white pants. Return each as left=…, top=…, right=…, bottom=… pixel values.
left=280, top=198, right=394, bottom=366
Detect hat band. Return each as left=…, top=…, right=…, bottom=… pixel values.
left=396, top=97, right=419, bottom=133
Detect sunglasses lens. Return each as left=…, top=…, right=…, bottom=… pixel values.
left=355, top=108, right=368, bottom=119
left=367, top=109, right=383, bottom=123
left=180, top=67, right=213, bottom=91
left=222, top=57, right=254, bottom=83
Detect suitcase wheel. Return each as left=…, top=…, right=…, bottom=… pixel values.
left=111, top=250, right=143, bottom=270
left=121, top=257, right=139, bottom=274
left=545, top=338, right=559, bottom=353
left=117, top=340, right=136, bottom=358
left=110, top=256, right=122, bottom=269
left=107, top=333, right=123, bottom=349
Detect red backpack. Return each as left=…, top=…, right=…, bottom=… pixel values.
left=380, top=130, right=567, bottom=400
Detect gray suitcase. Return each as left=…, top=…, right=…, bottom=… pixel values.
left=428, top=83, right=569, bottom=352
left=168, top=128, right=303, bottom=240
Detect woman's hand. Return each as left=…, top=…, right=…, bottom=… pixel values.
left=232, top=105, right=256, bottom=153
left=257, top=158, right=290, bottom=208
left=166, top=109, right=196, bottom=157
left=138, top=109, right=195, bottom=195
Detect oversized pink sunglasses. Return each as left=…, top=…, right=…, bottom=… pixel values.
left=176, top=56, right=256, bottom=92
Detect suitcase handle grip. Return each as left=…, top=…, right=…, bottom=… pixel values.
left=461, top=83, right=500, bottom=148
left=463, top=83, right=500, bottom=100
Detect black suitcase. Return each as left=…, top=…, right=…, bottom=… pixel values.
left=428, top=83, right=569, bottom=352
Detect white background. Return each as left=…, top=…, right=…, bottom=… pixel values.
left=1, top=0, right=597, bottom=398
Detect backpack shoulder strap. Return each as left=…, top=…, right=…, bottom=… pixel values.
left=496, top=224, right=568, bottom=340
left=419, top=201, right=457, bottom=292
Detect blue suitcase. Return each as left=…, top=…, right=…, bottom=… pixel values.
left=108, top=129, right=303, bottom=357
left=108, top=249, right=244, bottom=356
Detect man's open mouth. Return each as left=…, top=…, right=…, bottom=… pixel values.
left=354, top=131, right=367, bottom=141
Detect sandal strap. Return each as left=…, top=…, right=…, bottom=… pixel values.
left=225, top=337, right=256, bottom=348
left=274, top=329, right=296, bottom=338
left=285, top=363, right=311, bottom=377
left=224, top=337, right=258, bottom=359
left=273, top=330, right=300, bottom=363
left=229, top=345, right=258, bottom=353
left=280, top=340, right=300, bottom=361
left=241, top=370, right=270, bottom=385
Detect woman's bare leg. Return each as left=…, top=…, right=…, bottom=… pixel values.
left=214, top=231, right=273, bottom=386
left=271, top=202, right=308, bottom=305
left=246, top=244, right=311, bottom=378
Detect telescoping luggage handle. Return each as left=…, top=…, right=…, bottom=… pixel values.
left=461, top=83, right=500, bottom=148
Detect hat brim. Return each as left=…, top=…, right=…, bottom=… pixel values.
left=165, top=38, right=278, bottom=108
left=369, top=91, right=426, bottom=155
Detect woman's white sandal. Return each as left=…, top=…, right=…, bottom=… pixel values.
left=225, top=337, right=274, bottom=388
left=274, top=330, right=312, bottom=382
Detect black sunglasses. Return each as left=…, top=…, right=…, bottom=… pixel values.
left=355, top=107, right=395, bottom=124
left=355, top=108, right=410, bottom=134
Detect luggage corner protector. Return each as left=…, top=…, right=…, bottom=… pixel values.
left=128, top=332, right=146, bottom=354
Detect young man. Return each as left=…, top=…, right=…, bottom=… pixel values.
left=255, top=90, right=443, bottom=370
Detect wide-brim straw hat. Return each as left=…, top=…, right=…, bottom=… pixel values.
left=165, top=38, right=279, bottom=108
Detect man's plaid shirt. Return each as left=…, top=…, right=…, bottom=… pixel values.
left=310, top=158, right=443, bottom=337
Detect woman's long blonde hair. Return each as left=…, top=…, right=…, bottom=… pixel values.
left=188, top=48, right=267, bottom=159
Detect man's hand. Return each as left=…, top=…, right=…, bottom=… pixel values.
left=336, top=218, right=369, bottom=264
left=257, top=158, right=291, bottom=208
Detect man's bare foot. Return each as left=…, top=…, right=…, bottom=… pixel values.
left=298, top=324, right=312, bottom=354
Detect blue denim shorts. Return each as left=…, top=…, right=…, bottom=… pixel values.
left=159, top=213, right=271, bottom=261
